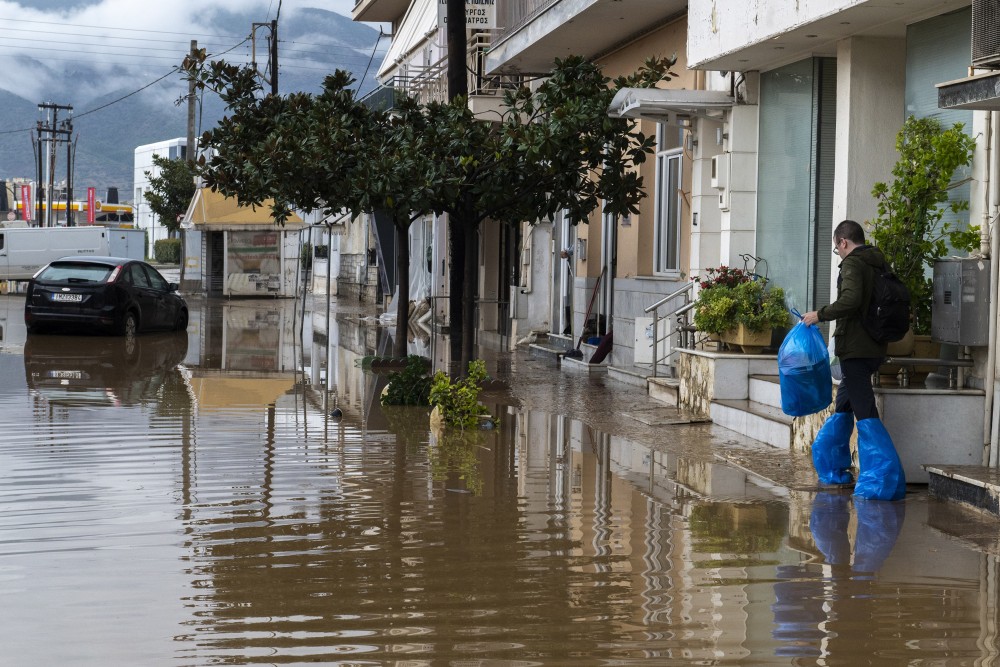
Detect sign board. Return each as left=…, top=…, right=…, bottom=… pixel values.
left=20, top=185, right=31, bottom=221
left=87, top=187, right=96, bottom=224
left=438, top=0, right=496, bottom=29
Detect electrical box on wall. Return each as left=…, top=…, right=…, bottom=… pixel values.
left=710, top=153, right=729, bottom=189
left=711, top=153, right=731, bottom=211
left=932, top=258, right=991, bottom=346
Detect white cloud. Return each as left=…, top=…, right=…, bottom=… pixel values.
left=0, top=0, right=359, bottom=101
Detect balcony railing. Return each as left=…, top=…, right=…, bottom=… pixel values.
left=360, top=33, right=523, bottom=110
left=496, top=0, right=560, bottom=42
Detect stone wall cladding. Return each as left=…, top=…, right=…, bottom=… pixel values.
left=678, top=352, right=713, bottom=418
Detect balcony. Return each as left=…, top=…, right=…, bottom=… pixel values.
left=487, top=0, right=686, bottom=74
left=362, top=33, right=523, bottom=113
left=352, top=0, right=410, bottom=23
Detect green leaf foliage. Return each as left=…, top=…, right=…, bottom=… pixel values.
left=144, top=155, right=197, bottom=234
left=692, top=268, right=788, bottom=335
left=428, top=359, right=490, bottom=430
left=869, top=115, right=977, bottom=334
left=153, top=238, right=181, bottom=264
left=380, top=355, right=434, bottom=406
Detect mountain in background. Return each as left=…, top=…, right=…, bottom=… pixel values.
left=0, top=6, right=385, bottom=198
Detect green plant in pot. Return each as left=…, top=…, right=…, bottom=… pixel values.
left=869, top=115, right=978, bottom=335
left=692, top=266, right=788, bottom=352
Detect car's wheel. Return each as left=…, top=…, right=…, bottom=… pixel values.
left=174, top=308, right=189, bottom=332
left=119, top=311, right=138, bottom=338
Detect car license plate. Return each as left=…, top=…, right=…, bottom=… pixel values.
left=51, top=293, right=82, bottom=302
left=48, top=370, right=83, bottom=380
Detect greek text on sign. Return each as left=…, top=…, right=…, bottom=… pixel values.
left=438, top=0, right=496, bottom=29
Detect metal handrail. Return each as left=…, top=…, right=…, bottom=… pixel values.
left=644, top=282, right=693, bottom=314
left=645, top=283, right=695, bottom=379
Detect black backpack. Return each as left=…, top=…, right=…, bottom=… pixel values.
left=861, top=261, right=911, bottom=343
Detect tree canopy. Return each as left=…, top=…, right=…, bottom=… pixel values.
left=183, top=52, right=676, bottom=361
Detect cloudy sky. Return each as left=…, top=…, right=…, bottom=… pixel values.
left=0, top=0, right=371, bottom=102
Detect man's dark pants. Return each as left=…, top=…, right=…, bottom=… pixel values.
left=834, top=357, right=883, bottom=421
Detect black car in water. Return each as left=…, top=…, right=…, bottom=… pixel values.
left=24, top=256, right=189, bottom=336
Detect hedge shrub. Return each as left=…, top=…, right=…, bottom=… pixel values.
left=153, top=238, right=181, bottom=264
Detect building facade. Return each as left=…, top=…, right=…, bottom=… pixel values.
left=134, top=138, right=188, bottom=259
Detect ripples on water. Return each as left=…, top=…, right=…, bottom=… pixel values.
left=0, top=368, right=996, bottom=665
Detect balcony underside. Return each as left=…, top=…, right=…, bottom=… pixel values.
left=486, top=0, right=686, bottom=75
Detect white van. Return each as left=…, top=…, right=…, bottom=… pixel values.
left=0, top=227, right=111, bottom=280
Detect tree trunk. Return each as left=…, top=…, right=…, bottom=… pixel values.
left=461, top=222, right=478, bottom=369
left=449, top=216, right=466, bottom=343
left=393, top=223, right=410, bottom=358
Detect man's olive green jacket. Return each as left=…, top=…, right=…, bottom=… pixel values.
left=817, top=245, right=888, bottom=360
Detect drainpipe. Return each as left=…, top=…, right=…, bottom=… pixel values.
left=986, top=110, right=1000, bottom=466
left=520, top=223, right=534, bottom=295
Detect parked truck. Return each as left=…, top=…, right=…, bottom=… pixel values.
left=0, top=227, right=111, bottom=280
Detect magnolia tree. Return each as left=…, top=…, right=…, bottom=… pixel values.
left=442, top=55, right=676, bottom=363
left=183, top=53, right=675, bottom=365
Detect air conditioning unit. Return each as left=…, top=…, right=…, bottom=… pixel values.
left=973, top=0, right=1000, bottom=69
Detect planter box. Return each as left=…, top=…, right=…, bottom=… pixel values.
left=719, top=324, right=772, bottom=354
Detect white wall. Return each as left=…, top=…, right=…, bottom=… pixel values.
left=133, top=138, right=187, bottom=258
left=830, top=36, right=906, bottom=301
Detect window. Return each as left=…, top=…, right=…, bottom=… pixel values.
left=654, top=124, right=683, bottom=275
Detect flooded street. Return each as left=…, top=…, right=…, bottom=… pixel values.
left=2, top=294, right=1000, bottom=665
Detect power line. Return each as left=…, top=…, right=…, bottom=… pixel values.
left=0, top=15, right=243, bottom=40
left=74, top=68, right=181, bottom=120
left=0, top=24, right=233, bottom=49
left=358, top=29, right=385, bottom=91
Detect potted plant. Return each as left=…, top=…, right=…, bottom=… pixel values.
left=869, top=115, right=978, bottom=339
left=693, top=266, right=789, bottom=353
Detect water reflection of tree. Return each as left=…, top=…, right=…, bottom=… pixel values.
left=689, top=502, right=788, bottom=565
left=429, top=428, right=487, bottom=495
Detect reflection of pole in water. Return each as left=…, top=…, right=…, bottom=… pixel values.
left=592, top=430, right=612, bottom=563
left=640, top=499, right=670, bottom=628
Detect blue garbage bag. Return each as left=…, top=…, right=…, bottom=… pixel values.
left=812, top=412, right=854, bottom=485
left=854, top=418, right=906, bottom=501
left=778, top=321, right=832, bottom=416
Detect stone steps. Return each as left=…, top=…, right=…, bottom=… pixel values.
left=710, top=398, right=794, bottom=450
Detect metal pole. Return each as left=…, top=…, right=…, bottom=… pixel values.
left=270, top=20, right=278, bottom=96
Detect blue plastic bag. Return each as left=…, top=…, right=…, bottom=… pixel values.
left=778, top=320, right=832, bottom=417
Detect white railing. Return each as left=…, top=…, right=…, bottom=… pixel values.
left=643, top=282, right=696, bottom=378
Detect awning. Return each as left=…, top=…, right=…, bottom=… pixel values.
left=608, top=88, right=734, bottom=123
left=378, top=0, right=437, bottom=80
left=181, top=187, right=304, bottom=231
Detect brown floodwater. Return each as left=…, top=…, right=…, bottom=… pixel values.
left=0, top=295, right=999, bottom=665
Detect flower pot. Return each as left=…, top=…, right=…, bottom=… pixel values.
left=886, top=327, right=915, bottom=357
left=720, top=324, right=771, bottom=354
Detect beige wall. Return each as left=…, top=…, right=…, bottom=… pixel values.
left=577, top=17, right=696, bottom=282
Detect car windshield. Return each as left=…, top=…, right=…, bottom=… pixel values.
left=37, top=263, right=113, bottom=283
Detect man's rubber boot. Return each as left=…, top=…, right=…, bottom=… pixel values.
left=812, top=411, right=854, bottom=485
left=854, top=418, right=906, bottom=501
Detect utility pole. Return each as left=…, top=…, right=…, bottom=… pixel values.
left=36, top=102, right=73, bottom=227
left=270, top=19, right=278, bottom=96
left=251, top=21, right=279, bottom=95
left=446, top=0, right=473, bottom=360
left=187, top=40, right=197, bottom=163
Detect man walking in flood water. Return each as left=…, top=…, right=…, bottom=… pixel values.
left=801, top=219, right=906, bottom=501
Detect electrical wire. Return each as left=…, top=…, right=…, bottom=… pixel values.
left=0, top=15, right=243, bottom=40
left=74, top=68, right=181, bottom=120
left=357, top=29, right=384, bottom=91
